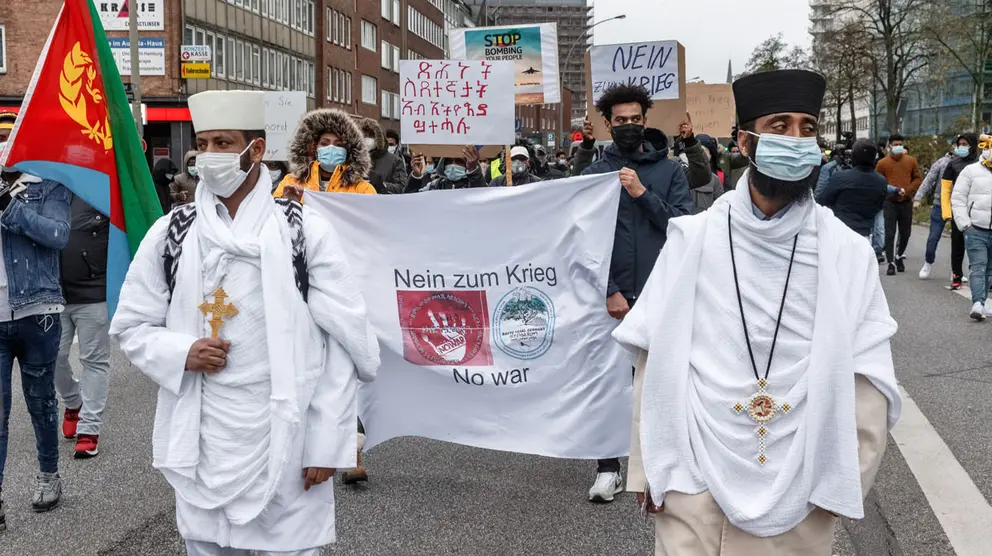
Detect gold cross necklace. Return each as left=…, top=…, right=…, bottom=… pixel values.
left=727, top=210, right=798, bottom=465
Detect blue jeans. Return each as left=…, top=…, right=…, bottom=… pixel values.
left=965, top=227, right=992, bottom=304
left=0, top=314, right=62, bottom=488
left=926, top=205, right=948, bottom=265
left=871, top=210, right=885, bottom=256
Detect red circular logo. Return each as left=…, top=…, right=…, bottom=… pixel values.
left=408, top=293, right=486, bottom=365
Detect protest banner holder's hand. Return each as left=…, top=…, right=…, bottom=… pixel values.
left=582, top=114, right=594, bottom=143
left=679, top=111, right=694, bottom=140
left=411, top=151, right=426, bottom=178
left=504, top=145, right=513, bottom=186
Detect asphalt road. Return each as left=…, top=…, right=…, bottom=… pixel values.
left=0, top=225, right=985, bottom=556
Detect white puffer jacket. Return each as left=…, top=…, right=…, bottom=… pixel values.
left=951, top=162, right=992, bottom=230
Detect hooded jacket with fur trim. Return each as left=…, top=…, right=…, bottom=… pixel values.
left=273, top=108, right=376, bottom=197
left=357, top=118, right=408, bottom=194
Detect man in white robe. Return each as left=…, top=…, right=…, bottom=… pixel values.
left=613, top=70, right=901, bottom=555
left=109, top=90, right=379, bottom=556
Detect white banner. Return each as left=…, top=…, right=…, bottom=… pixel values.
left=400, top=60, right=514, bottom=147
left=590, top=40, right=680, bottom=103
left=449, top=23, right=561, bottom=105
left=306, top=175, right=633, bottom=459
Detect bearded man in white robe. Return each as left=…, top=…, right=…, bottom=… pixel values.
left=109, top=90, right=380, bottom=556
left=613, top=70, right=901, bottom=556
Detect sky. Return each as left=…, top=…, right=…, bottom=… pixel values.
left=591, top=0, right=812, bottom=84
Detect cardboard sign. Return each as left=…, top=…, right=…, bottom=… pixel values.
left=589, top=40, right=680, bottom=103
left=449, top=23, right=561, bottom=105
left=685, top=83, right=736, bottom=138
left=263, top=92, right=307, bottom=162
left=400, top=60, right=515, bottom=151
left=584, top=43, right=686, bottom=142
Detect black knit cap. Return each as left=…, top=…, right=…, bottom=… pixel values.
left=732, top=69, right=826, bottom=124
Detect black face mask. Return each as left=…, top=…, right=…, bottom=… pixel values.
left=610, top=124, right=644, bottom=152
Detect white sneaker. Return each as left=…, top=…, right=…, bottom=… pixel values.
left=964, top=275, right=970, bottom=283
left=588, top=471, right=623, bottom=503
left=919, top=263, right=933, bottom=279
left=985, top=303, right=992, bottom=318
left=970, top=302, right=986, bottom=321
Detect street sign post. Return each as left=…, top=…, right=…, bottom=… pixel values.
left=181, top=62, right=211, bottom=79
left=180, top=45, right=212, bottom=62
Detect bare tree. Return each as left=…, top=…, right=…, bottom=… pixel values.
left=922, top=1, right=992, bottom=129
left=813, top=23, right=874, bottom=140
left=740, top=34, right=812, bottom=78
left=835, top=0, right=931, bottom=134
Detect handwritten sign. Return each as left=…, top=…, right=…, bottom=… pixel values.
left=400, top=60, right=515, bottom=146
left=686, top=83, right=736, bottom=137
left=589, top=40, right=679, bottom=103
left=263, top=91, right=306, bottom=161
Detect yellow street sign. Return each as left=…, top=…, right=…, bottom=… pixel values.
left=181, top=62, right=211, bottom=79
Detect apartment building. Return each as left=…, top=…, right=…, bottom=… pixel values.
left=0, top=0, right=449, bottom=167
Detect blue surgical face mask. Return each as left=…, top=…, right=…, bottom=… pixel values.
left=891, top=145, right=905, bottom=156
left=954, top=146, right=970, bottom=158
left=187, top=166, right=198, bottom=178
left=746, top=131, right=822, bottom=182
left=317, top=145, right=348, bottom=172
left=425, top=164, right=435, bottom=175
left=444, top=164, right=467, bottom=182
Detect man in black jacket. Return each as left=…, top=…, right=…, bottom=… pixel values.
left=573, top=83, right=695, bottom=504
left=55, top=195, right=111, bottom=459
left=816, top=139, right=888, bottom=238
left=531, top=145, right=566, bottom=180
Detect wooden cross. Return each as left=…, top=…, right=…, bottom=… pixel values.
left=199, top=287, right=238, bottom=339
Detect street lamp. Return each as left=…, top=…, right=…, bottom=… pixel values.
left=559, top=14, right=627, bottom=150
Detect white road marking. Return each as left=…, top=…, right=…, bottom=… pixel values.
left=890, top=386, right=992, bottom=556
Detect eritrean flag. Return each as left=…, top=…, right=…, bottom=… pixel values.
left=0, top=0, right=163, bottom=316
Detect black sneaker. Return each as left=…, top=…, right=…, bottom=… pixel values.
left=951, top=275, right=963, bottom=290
left=887, top=264, right=897, bottom=276
left=896, top=258, right=906, bottom=272
left=877, top=255, right=886, bottom=264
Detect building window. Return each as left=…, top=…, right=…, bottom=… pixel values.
left=184, top=25, right=194, bottom=45
left=235, top=40, right=245, bottom=82
left=381, top=90, right=400, bottom=119
left=381, top=0, right=389, bottom=20
left=345, top=16, right=352, bottom=49
left=382, top=0, right=401, bottom=25
left=339, top=69, right=346, bottom=103
left=215, top=35, right=226, bottom=78
left=327, top=8, right=333, bottom=42
left=251, top=0, right=259, bottom=13
left=361, top=20, right=377, bottom=51
left=392, top=0, right=400, bottom=25
left=381, top=41, right=400, bottom=72
left=252, top=45, right=261, bottom=86
left=195, top=27, right=205, bottom=45
left=361, top=74, right=377, bottom=104
left=345, top=72, right=352, bottom=104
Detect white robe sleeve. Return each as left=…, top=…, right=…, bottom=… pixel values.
left=302, top=206, right=380, bottom=382
left=303, top=335, right=359, bottom=469
left=108, top=216, right=199, bottom=396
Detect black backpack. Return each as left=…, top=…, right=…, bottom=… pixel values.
left=163, top=198, right=309, bottom=302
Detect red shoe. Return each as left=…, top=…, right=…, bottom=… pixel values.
left=74, top=434, right=99, bottom=459
left=62, top=407, right=80, bottom=439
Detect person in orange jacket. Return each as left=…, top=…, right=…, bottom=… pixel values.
left=274, top=108, right=376, bottom=201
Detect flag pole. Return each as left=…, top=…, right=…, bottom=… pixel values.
left=127, top=0, right=143, bottom=136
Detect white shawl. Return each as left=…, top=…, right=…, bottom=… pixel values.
left=161, top=172, right=307, bottom=525
left=614, top=175, right=901, bottom=537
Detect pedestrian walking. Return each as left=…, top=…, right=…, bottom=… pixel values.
left=56, top=195, right=111, bottom=459
left=169, top=150, right=199, bottom=207
left=110, top=90, right=379, bottom=555
left=875, top=134, right=923, bottom=275
left=0, top=154, right=71, bottom=528
left=573, top=83, right=694, bottom=504
left=915, top=140, right=969, bottom=280
left=358, top=118, right=408, bottom=194
left=816, top=139, right=888, bottom=239
left=274, top=108, right=377, bottom=200
left=940, top=134, right=979, bottom=289
left=615, top=69, right=898, bottom=556
left=950, top=145, right=992, bottom=320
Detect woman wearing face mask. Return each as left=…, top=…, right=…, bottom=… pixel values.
left=357, top=118, right=408, bottom=194
left=261, top=160, right=290, bottom=192
left=169, top=150, right=200, bottom=207
left=273, top=108, right=376, bottom=202
left=406, top=145, right=487, bottom=192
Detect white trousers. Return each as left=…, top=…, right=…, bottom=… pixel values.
left=184, top=539, right=320, bottom=556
